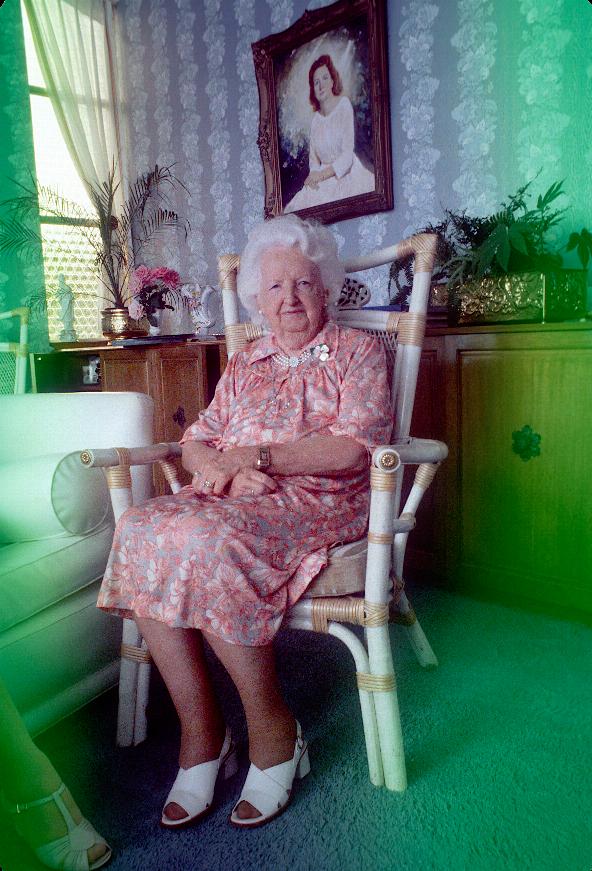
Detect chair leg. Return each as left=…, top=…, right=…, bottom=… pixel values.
left=328, top=623, right=384, bottom=788
left=117, top=617, right=151, bottom=747
left=392, top=591, right=438, bottom=669
left=366, top=624, right=407, bottom=792
left=287, top=614, right=384, bottom=787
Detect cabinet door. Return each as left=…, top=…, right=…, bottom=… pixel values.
left=99, top=350, right=151, bottom=394
left=156, top=347, right=208, bottom=487
left=455, top=342, right=592, bottom=612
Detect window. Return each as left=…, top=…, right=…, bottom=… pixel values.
left=21, top=2, right=102, bottom=341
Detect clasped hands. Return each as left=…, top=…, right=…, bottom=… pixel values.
left=191, top=446, right=276, bottom=498
left=304, top=168, right=331, bottom=189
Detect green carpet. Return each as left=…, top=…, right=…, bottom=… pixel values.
left=1, top=588, right=590, bottom=871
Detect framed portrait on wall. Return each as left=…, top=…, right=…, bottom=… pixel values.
left=252, top=0, right=393, bottom=225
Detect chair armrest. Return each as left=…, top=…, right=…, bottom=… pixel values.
left=373, top=438, right=448, bottom=469
left=79, top=442, right=182, bottom=469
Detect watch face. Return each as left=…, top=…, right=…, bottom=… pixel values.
left=258, top=445, right=270, bottom=468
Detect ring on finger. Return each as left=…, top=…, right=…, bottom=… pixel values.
left=204, top=479, right=213, bottom=488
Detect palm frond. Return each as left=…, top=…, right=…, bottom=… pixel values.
left=139, top=207, right=186, bottom=240
left=0, top=219, right=43, bottom=259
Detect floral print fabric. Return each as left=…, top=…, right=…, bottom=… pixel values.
left=97, top=322, right=392, bottom=645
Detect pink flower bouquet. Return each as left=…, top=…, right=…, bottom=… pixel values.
left=127, top=265, right=182, bottom=326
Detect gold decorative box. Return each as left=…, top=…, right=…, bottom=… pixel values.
left=447, top=269, right=588, bottom=326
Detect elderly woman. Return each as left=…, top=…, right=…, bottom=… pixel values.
left=97, top=214, right=391, bottom=828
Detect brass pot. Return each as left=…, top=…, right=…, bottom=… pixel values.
left=448, top=269, right=588, bottom=326
left=101, top=307, right=147, bottom=340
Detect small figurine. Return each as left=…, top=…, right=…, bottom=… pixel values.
left=182, top=283, right=220, bottom=336
left=56, top=274, right=78, bottom=342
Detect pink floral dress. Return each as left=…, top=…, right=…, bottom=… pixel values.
left=97, top=322, right=392, bottom=646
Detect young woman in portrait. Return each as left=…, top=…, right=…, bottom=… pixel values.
left=285, top=53, right=375, bottom=212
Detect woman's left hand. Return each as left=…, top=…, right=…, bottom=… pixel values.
left=228, top=469, right=277, bottom=498
left=304, top=167, right=334, bottom=188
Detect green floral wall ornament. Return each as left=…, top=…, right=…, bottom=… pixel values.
left=512, top=425, right=541, bottom=461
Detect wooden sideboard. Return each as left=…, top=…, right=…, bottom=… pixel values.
left=409, top=320, right=592, bottom=618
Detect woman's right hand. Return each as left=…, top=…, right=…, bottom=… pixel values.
left=188, top=445, right=259, bottom=495
left=228, top=469, right=277, bottom=498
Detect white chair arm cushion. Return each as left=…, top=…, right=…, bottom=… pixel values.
left=0, top=452, right=113, bottom=544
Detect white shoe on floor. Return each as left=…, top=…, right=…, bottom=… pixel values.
left=230, top=721, right=310, bottom=828
left=5, top=782, right=112, bottom=870
left=161, top=728, right=237, bottom=828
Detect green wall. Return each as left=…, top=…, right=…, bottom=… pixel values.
left=0, top=0, right=48, bottom=351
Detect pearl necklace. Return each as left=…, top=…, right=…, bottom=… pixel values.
left=272, top=342, right=330, bottom=368
left=273, top=348, right=312, bottom=368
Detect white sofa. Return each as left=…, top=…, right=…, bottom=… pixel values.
left=0, top=392, right=154, bottom=735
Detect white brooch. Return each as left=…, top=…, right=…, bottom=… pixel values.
left=312, top=343, right=330, bottom=362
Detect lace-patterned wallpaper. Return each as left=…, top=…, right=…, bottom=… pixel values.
left=5, top=1, right=588, bottom=334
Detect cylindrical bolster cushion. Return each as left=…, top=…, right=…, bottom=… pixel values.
left=0, top=452, right=113, bottom=545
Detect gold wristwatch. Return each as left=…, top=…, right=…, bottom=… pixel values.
left=256, top=444, right=271, bottom=471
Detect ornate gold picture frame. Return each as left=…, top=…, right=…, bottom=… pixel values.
left=252, top=0, right=393, bottom=224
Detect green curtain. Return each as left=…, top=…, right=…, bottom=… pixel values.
left=0, top=0, right=50, bottom=352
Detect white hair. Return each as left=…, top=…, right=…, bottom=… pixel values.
left=237, top=214, right=345, bottom=325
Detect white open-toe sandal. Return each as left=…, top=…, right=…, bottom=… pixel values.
left=230, top=721, right=310, bottom=828
left=5, top=782, right=112, bottom=870
left=161, top=728, right=237, bottom=828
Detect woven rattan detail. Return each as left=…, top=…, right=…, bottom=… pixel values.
left=385, top=311, right=401, bottom=333
left=367, top=531, right=393, bottom=545
left=218, top=254, right=240, bottom=290
left=395, top=233, right=437, bottom=273
left=397, top=312, right=426, bottom=346
left=389, top=606, right=417, bottom=626
left=13, top=306, right=30, bottom=322
left=159, top=460, right=180, bottom=489
left=364, top=601, right=389, bottom=626
left=115, top=447, right=131, bottom=466
left=225, top=322, right=264, bottom=355
left=106, top=466, right=131, bottom=488
left=106, top=447, right=132, bottom=489
left=356, top=672, right=396, bottom=693
left=312, top=597, right=364, bottom=633
left=415, top=463, right=438, bottom=489
left=370, top=467, right=397, bottom=491
left=310, top=598, right=389, bottom=633
left=16, top=345, right=28, bottom=357
left=121, top=643, right=152, bottom=664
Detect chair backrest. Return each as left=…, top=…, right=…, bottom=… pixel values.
left=217, top=234, right=437, bottom=444
left=0, top=307, right=29, bottom=394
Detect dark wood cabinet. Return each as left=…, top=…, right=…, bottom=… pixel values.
left=409, top=321, right=592, bottom=617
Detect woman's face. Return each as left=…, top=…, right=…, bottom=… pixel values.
left=257, top=246, right=328, bottom=351
left=313, top=65, right=334, bottom=105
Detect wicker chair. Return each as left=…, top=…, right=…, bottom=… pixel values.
left=0, top=307, right=29, bottom=394
left=81, top=233, right=447, bottom=792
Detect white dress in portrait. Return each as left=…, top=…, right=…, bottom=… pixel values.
left=285, top=96, right=375, bottom=212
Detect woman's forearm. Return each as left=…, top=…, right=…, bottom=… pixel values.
left=267, top=435, right=367, bottom=477
left=182, top=435, right=367, bottom=481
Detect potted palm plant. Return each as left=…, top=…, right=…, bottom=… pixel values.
left=390, top=178, right=591, bottom=325
left=0, top=163, right=190, bottom=338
